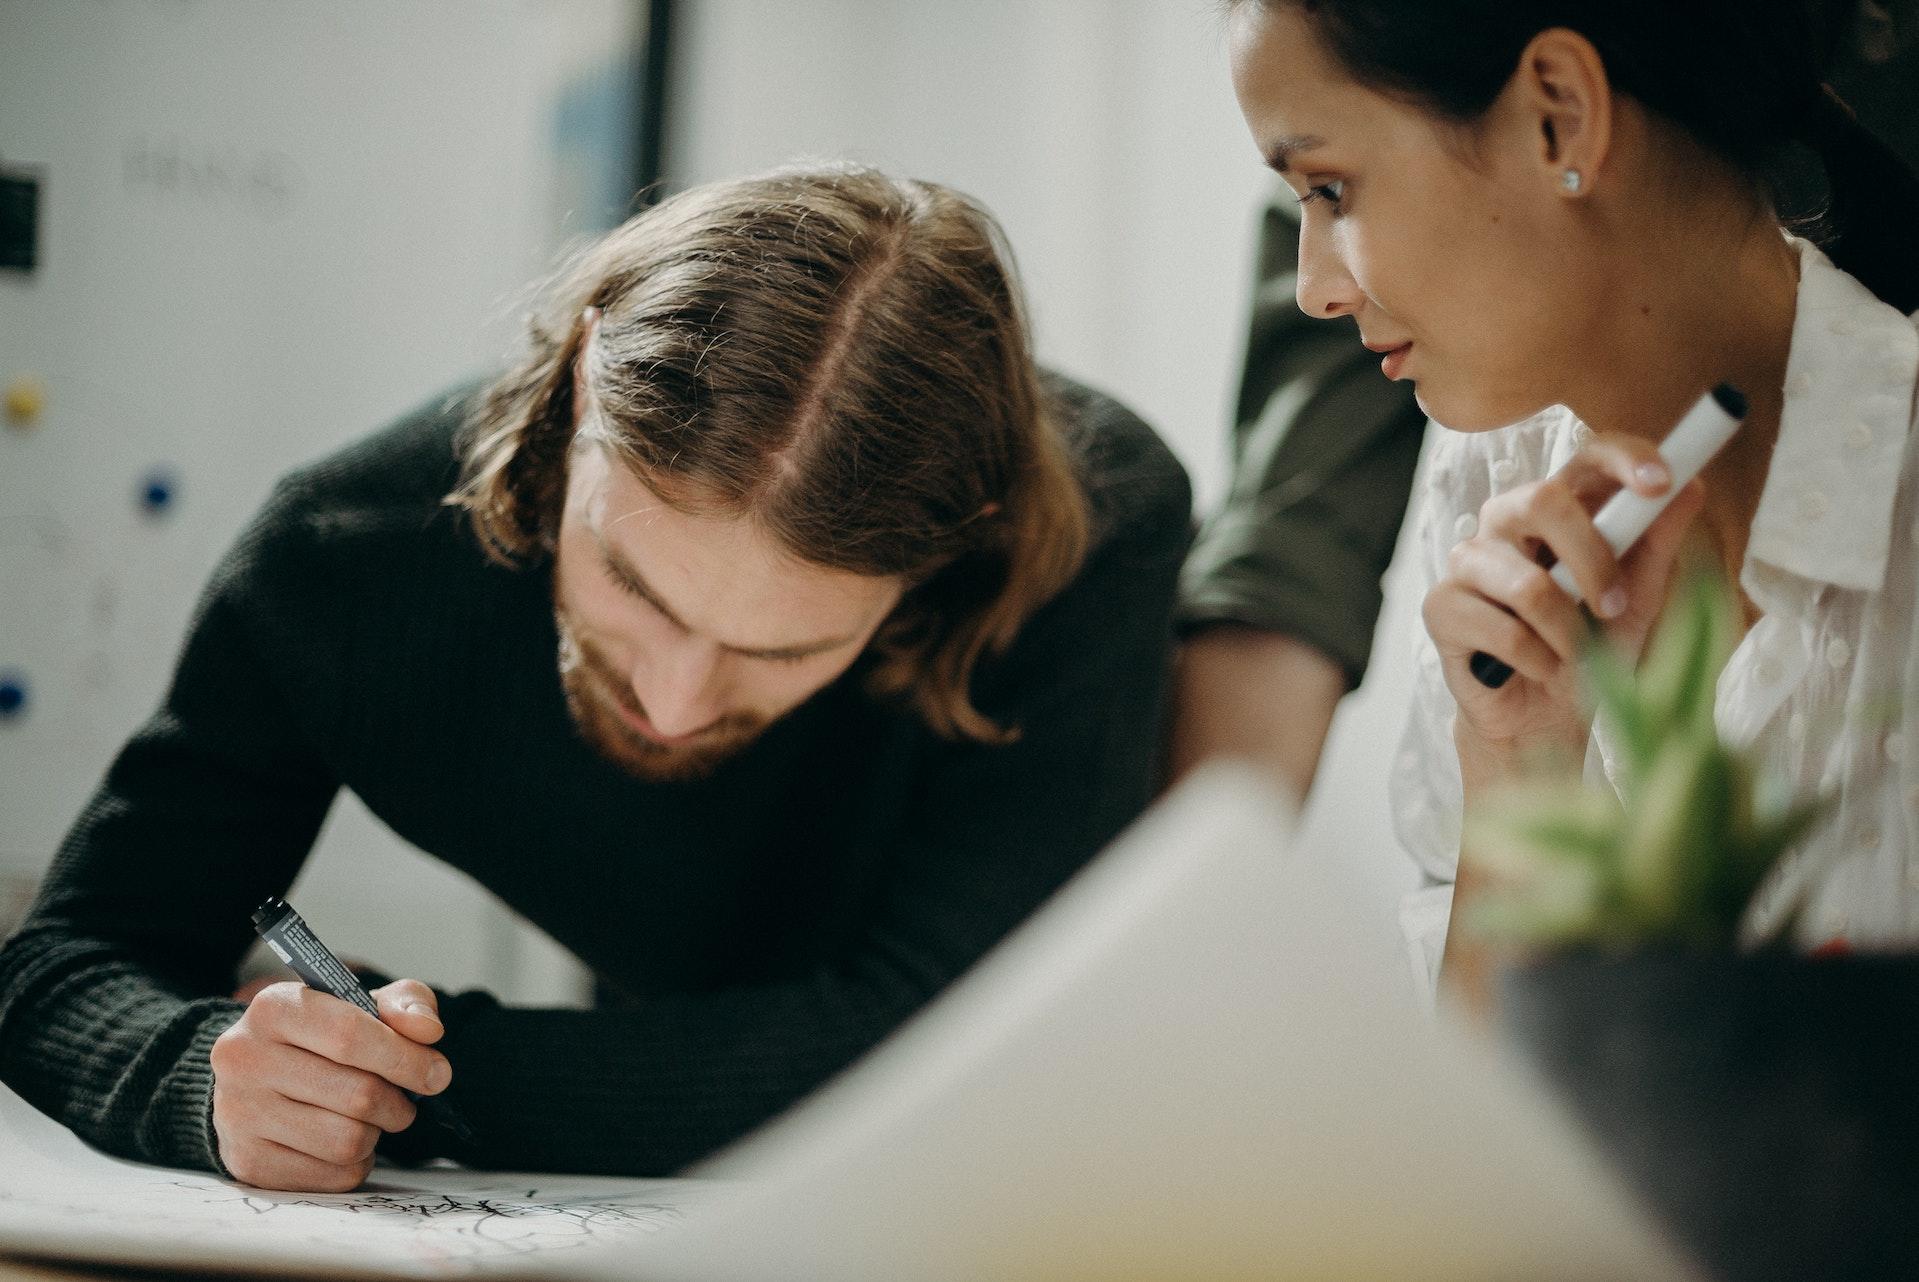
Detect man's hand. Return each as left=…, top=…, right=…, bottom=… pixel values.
left=210, top=979, right=450, bottom=1191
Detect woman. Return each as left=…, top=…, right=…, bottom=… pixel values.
left=1223, top=0, right=1919, bottom=994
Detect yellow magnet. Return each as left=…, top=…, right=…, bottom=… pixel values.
left=5, top=375, right=46, bottom=428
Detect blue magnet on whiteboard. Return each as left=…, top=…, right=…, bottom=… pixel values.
left=138, top=468, right=179, bottom=517
left=0, top=672, right=26, bottom=720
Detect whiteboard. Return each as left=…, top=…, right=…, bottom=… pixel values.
left=0, top=0, right=643, bottom=1002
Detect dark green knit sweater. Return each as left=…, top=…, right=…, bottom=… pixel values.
left=0, top=376, right=1191, bottom=1177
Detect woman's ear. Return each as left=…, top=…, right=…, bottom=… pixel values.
left=1515, top=27, right=1614, bottom=198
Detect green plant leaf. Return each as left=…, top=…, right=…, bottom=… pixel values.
left=1457, top=570, right=1823, bottom=951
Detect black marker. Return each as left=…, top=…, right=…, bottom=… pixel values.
left=251, top=895, right=477, bottom=1147
left=1470, top=383, right=1747, bottom=689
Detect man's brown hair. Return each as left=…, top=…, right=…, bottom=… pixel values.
left=450, top=163, right=1090, bottom=742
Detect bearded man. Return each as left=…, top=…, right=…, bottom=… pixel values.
left=0, top=165, right=1191, bottom=1191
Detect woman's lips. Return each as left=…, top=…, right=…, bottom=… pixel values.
left=1380, top=343, right=1412, bottom=379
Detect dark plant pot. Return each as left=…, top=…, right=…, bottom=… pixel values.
left=1499, top=950, right=1919, bottom=1282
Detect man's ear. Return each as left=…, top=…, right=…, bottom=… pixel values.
left=1514, top=27, right=1613, bottom=197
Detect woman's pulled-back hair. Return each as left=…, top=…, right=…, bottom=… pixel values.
left=450, top=163, right=1090, bottom=743
left=1261, top=0, right=1919, bottom=312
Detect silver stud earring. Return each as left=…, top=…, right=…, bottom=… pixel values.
left=1561, top=168, right=1583, bottom=194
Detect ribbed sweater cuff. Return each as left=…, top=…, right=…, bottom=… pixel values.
left=148, top=999, right=245, bottom=1174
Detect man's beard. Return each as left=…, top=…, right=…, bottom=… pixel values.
left=554, top=610, right=769, bottom=782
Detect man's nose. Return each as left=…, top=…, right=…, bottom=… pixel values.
left=632, top=641, right=724, bottom=738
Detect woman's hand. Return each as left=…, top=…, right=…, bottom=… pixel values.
left=211, top=979, right=450, bottom=1192
left=1422, top=432, right=1705, bottom=788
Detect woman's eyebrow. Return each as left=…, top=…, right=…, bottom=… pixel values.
left=1264, top=133, right=1327, bottom=174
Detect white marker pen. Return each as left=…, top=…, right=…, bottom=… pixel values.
left=1469, top=382, right=1747, bottom=689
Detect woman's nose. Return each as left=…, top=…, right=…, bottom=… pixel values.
left=1295, top=224, right=1363, bottom=320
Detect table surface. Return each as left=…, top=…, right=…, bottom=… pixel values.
left=1, top=1262, right=144, bottom=1282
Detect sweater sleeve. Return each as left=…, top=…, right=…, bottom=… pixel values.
left=0, top=485, right=341, bottom=1171
left=415, top=445, right=1195, bottom=1177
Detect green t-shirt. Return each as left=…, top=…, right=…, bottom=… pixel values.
left=1177, top=195, right=1425, bottom=690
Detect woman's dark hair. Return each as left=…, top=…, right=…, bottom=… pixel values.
left=1261, top=0, right=1919, bottom=312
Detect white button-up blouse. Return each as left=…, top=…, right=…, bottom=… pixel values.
left=1392, top=238, right=1919, bottom=996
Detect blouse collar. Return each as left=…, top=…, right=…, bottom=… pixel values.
left=1743, top=238, right=1919, bottom=601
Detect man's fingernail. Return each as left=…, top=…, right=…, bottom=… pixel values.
left=404, top=1000, right=440, bottom=1023
left=1599, top=586, right=1629, bottom=619
left=1635, top=462, right=1669, bottom=488
left=427, top=1060, right=451, bottom=1093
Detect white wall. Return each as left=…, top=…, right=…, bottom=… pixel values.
left=670, top=0, right=1423, bottom=920
left=0, top=0, right=640, bottom=1001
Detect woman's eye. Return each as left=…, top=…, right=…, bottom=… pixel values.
left=1300, top=179, right=1345, bottom=211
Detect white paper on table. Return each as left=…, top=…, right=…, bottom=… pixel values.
left=562, top=765, right=1700, bottom=1282
left=2, top=767, right=1699, bottom=1281
left=0, top=1080, right=715, bottom=1279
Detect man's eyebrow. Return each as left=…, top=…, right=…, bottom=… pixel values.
left=595, top=534, right=857, bottom=661
left=1263, top=133, right=1327, bottom=174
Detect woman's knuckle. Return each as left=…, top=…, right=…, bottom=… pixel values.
left=1497, top=616, right=1530, bottom=656
left=1520, top=483, right=1560, bottom=522
left=1516, top=566, right=1556, bottom=610
left=1534, top=481, right=1575, bottom=521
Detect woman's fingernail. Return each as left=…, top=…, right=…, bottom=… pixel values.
left=427, top=1059, right=452, bottom=1093
left=1599, top=586, right=1629, bottom=619
left=404, top=1000, right=440, bottom=1023
left=1635, top=461, right=1669, bottom=489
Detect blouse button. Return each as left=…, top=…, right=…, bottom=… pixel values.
left=1826, top=638, right=1852, bottom=669
left=1860, top=827, right=1883, bottom=852
left=1755, top=657, right=1784, bottom=685
left=1788, top=711, right=1808, bottom=740
left=1798, top=489, right=1830, bottom=522
left=1829, top=316, right=1857, bottom=337
left=1846, top=423, right=1875, bottom=452
left=1786, top=371, right=1814, bottom=398
left=1454, top=513, right=1479, bottom=541
left=1491, top=458, right=1518, bottom=485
